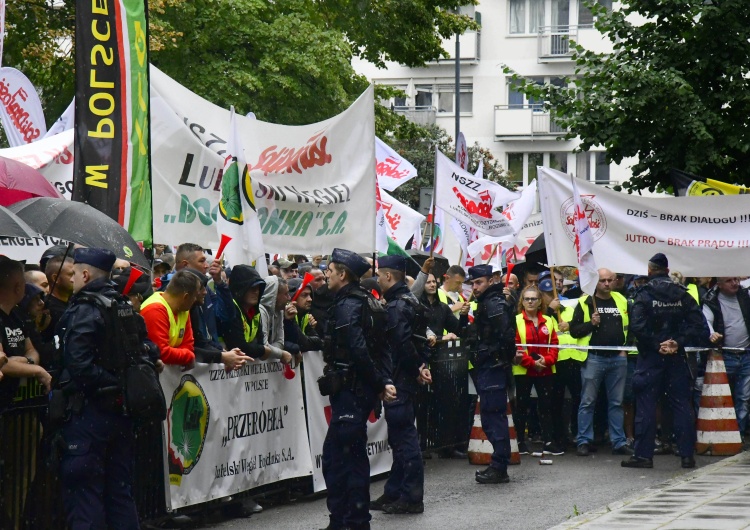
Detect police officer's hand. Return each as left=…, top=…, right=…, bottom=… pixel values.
left=381, top=384, right=397, bottom=403
left=659, top=339, right=678, bottom=355
left=558, top=320, right=570, bottom=332
left=548, top=298, right=561, bottom=311
left=280, top=350, right=293, bottom=365
left=417, top=363, right=432, bottom=385
left=710, top=332, right=723, bottom=344
left=34, top=366, right=52, bottom=393
left=421, top=257, right=435, bottom=274
left=459, top=302, right=470, bottom=316
left=284, top=303, right=297, bottom=320
left=591, top=311, right=601, bottom=326
left=209, top=260, right=223, bottom=284
left=222, top=348, right=252, bottom=371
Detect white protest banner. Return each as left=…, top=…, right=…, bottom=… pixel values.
left=435, top=151, right=518, bottom=237
left=150, top=66, right=376, bottom=254
left=303, top=351, right=393, bottom=493
left=375, top=137, right=417, bottom=192
left=160, top=362, right=313, bottom=510
left=379, top=188, right=425, bottom=247
left=0, top=67, right=47, bottom=146
left=538, top=166, right=750, bottom=276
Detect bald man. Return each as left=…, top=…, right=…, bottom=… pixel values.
left=569, top=268, right=633, bottom=457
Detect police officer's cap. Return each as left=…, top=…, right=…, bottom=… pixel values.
left=73, top=247, right=116, bottom=272
left=467, top=264, right=493, bottom=281
left=649, top=253, right=668, bottom=268
left=330, top=248, right=370, bottom=278
left=537, top=270, right=552, bottom=281
left=378, top=255, right=406, bottom=273
left=539, top=278, right=554, bottom=292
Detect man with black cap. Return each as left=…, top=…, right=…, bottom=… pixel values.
left=622, top=253, right=708, bottom=470
left=320, top=248, right=396, bottom=530
left=371, top=255, right=431, bottom=515
left=462, top=263, right=516, bottom=484
left=42, top=251, right=75, bottom=347
left=55, top=248, right=142, bottom=529
left=284, top=278, right=324, bottom=359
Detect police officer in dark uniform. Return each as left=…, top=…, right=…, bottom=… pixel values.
left=57, top=248, right=141, bottom=529
left=371, top=255, right=431, bottom=515
left=320, top=249, right=397, bottom=530
left=462, top=264, right=517, bottom=484
left=622, top=253, right=708, bottom=470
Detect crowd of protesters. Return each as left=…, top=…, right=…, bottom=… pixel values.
left=0, top=241, right=742, bottom=528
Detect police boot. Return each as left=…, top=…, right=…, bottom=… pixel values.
left=475, top=467, right=510, bottom=484
left=382, top=500, right=425, bottom=514
left=370, top=494, right=397, bottom=511
left=621, top=456, right=653, bottom=469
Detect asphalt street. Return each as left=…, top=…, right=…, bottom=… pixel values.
left=203, top=447, right=723, bottom=530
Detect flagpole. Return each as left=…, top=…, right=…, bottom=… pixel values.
left=484, top=243, right=500, bottom=265
left=429, top=147, right=438, bottom=258
left=550, top=266, right=561, bottom=320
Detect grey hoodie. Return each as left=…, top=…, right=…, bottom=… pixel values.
left=260, top=275, right=285, bottom=352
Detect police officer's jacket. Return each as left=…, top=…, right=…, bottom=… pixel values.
left=462, top=283, right=516, bottom=368
left=57, top=278, right=124, bottom=396
left=329, top=282, right=391, bottom=394
left=384, top=281, right=426, bottom=394
left=630, top=273, right=709, bottom=357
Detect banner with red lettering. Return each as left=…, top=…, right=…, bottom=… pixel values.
left=434, top=150, right=518, bottom=237
left=379, top=188, right=424, bottom=247
left=375, top=137, right=417, bottom=192
left=150, top=67, right=376, bottom=254
left=73, top=0, right=152, bottom=245
left=0, top=67, right=47, bottom=146
left=538, top=166, right=750, bottom=275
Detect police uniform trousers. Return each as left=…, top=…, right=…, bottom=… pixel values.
left=322, top=389, right=375, bottom=530
left=471, top=365, right=511, bottom=471
left=633, top=352, right=695, bottom=459
left=383, top=392, right=424, bottom=503
left=60, top=402, right=139, bottom=530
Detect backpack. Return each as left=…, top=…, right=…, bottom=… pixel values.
left=78, top=292, right=167, bottom=422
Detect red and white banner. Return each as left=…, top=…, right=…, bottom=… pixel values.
left=375, top=137, right=417, bottom=192
left=0, top=67, right=47, bottom=146
left=379, top=188, right=424, bottom=247
left=538, top=166, right=750, bottom=276
left=435, top=151, right=518, bottom=237
left=303, top=351, right=392, bottom=492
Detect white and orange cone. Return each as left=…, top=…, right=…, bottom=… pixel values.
left=695, top=350, right=743, bottom=456
left=508, top=401, right=521, bottom=465
left=467, top=397, right=521, bottom=465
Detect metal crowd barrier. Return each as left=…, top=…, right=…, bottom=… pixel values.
left=0, top=343, right=471, bottom=528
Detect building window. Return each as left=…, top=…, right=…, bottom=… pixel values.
left=595, top=152, right=610, bottom=182
left=550, top=152, right=568, bottom=173
left=578, top=0, right=612, bottom=27
left=509, top=0, right=545, bottom=34
left=507, top=76, right=564, bottom=108
left=415, top=83, right=473, bottom=114
left=506, top=152, right=548, bottom=186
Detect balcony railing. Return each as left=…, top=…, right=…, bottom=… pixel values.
left=494, top=105, right=567, bottom=140
left=392, top=106, right=437, bottom=126
left=537, top=25, right=577, bottom=62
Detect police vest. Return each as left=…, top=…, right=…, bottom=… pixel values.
left=233, top=299, right=260, bottom=343
left=141, top=292, right=189, bottom=347
left=555, top=304, right=584, bottom=362
left=513, top=313, right=556, bottom=376
left=578, top=292, right=632, bottom=354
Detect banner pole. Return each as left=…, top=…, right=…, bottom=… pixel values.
left=550, top=265, right=561, bottom=320
left=429, top=147, right=438, bottom=258
left=484, top=243, right=500, bottom=265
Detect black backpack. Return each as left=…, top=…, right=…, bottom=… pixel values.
left=79, top=292, right=167, bottom=422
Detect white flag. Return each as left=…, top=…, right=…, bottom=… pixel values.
left=434, top=150, right=519, bottom=237
left=379, top=188, right=425, bottom=247
left=0, top=67, right=47, bottom=146
left=375, top=137, right=418, bottom=191
left=570, top=175, right=598, bottom=295
left=217, top=107, right=267, bottom=275
left=43, top=98, right=75, bottom=138
left=375, top=177, right=389, bottom=254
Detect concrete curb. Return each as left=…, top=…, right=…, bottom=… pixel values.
left=549, top=452, right=750, bottom=529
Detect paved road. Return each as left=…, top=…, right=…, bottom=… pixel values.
left=204, top=447, right=723, bottom=530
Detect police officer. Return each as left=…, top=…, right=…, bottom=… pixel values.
left=371, top=255, right=431, bottom=515
left=57, top=248, right=140, bottom=529
left=622, top=253, right=708, bottom=470
left=320, top=249, right=397, bottom=530
left=462, top=264, right=516, bottom=484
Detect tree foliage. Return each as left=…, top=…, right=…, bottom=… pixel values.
left=504, top=0, right=750, bottom=192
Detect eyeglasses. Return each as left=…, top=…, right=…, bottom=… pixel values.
left=523, top=297, right=539, bottom=302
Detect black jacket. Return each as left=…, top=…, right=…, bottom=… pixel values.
left=283, top=311, right=323, bottom=354
left=215, top=265, right=267, bottom=358
left=384, top=281, right=424, bottom=394
left=421, top=292, right=460, bottom=337
left=630, top=273, right=709, bottom=356
left=461, top=283, right=516, bottom=368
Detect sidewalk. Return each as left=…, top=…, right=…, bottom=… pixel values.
left=552, top=452, right=750, bottom=530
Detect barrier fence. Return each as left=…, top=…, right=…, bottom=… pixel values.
left=0, top=341, right=470, bottom=529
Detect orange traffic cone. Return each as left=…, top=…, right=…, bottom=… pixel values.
left=508, top=401, right=521, bottom=465
left=695, top=350, right=743, bottom=456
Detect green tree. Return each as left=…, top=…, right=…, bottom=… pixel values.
left=504, top=0, right=750, bottom=192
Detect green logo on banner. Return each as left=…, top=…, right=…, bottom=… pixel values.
left=167, top=375, right=210, bottom=486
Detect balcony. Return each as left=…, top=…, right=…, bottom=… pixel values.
left=393, top=106, right=437, bottom=126
left=537, top=25, right=576, bottom=62
left=494, top=105, right=566, bottom=141
left=427, top=30, right=481, bottom=65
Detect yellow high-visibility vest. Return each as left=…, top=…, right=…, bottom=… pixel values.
left=232, top=299, right=260, bottom=343
left=141, top=291, right=189, bottom=347
left=579, top=292, right=632, bottom=354
left=514, top=312, right=557, bottom=376
left=555, top=304, right=585, bottom=362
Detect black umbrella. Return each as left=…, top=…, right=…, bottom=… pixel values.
left=0, top=204, right=38, bottom=238
left=406, top=249, right=450, bottom=280
left=9, top=198, right=150, bottom=267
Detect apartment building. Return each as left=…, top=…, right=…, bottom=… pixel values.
left=353, top=0, right=635, bottom=188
